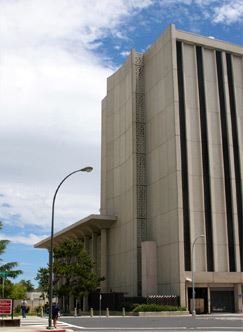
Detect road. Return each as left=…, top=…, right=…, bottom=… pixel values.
left=58, top=314, right=243, bottom=331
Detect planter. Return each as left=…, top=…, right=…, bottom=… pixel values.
left=136, top=311, right=189, bottom=316
left=0, top=318, right=21, bottom=327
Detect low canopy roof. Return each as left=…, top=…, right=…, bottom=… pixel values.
left=34, top=214, right=117, bottom=250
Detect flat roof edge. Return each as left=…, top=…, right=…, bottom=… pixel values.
left=34, top=214, right=117, bottom=249
left=175, top=28, right=243, bottom=55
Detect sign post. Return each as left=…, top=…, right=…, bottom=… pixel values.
left=0, top=299, right=12, bottom=317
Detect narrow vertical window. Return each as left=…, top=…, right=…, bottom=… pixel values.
left=216, top=51, right=236, bottom=272
left=176, top=41, right=191, bottom=271
left=226, top=53, right=243, bottom=271
left=196, top=46, right=214, bottom=271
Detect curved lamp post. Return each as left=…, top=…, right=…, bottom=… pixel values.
left=191, top=234, right=205, bottom=318
left=47, top=166, right=93, bottom=329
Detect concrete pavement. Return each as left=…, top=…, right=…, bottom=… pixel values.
left=0, top=328, right=74, bottom=332
left=0, top=316, right=74, bottom=332
left=1, top=313, right=242, bottom=331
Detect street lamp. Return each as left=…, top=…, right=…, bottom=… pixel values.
left=47, top=166, right=93, bottom=329
left=191, top=234, right=205, bottom=318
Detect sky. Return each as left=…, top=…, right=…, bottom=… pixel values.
left=0, top=0, right=242, bottom=287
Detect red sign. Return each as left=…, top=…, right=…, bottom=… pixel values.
left=0, top=299, right=12, bottom=315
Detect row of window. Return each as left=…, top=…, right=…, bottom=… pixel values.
left=176, top=41, right=243, bottom=272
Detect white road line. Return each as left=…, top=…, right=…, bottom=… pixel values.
left=21, top=319, right=78, bottom=329
left=59, top=321, right=84, bottom=329
left=59, top=327, right=243, bottom=331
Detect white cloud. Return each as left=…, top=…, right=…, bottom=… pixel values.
left=0, top=181, right=100, bottom=231
left=0, top=233, right=48, bottom=246
left=0, top=0, right=242, bottom=241
left=213, top=1, right=243, bottom=23
left=0, top=0, right=153, bottom=48
left=120, top=50, right=131, bottom=57
left=195, top=0, right=218, bottom=5
left=156, top=0, right=243, bottom=25
left=0, top=0, right=153, bottom=234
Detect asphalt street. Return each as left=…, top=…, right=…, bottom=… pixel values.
left=59, top=314, right=243, bottom=332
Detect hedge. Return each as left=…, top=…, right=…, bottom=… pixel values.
left=132, top=304, right=186, bottom=312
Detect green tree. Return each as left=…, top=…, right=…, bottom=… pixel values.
left=19, top=279, right=35, bottom=292
left=9, top=282, right=27, bottom=299
left=0, top=222, right=22, bottom=292
left=53, top=239, right=101, bottom=299
left=34, top=267, right=49, bottom=306
left=0, top=279, right=14, bottom=298
left=35, top=267, right=49, bottom=292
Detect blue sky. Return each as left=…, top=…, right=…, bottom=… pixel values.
left=0, top=0, right=242, bottom=287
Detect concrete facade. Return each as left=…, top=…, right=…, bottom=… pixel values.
left=36, top=25, right=243, bottom=313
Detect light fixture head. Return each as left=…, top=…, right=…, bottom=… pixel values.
left=80, top=166, right=93, bottom=173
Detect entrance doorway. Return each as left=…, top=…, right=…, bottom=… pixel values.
left=187, top=287, right=208, bottom=314
left=210, top=289, right=235, bottom=313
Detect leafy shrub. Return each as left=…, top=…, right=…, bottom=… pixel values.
left=121, top=303, right=140, bottom=312
left=133, top=304, right=186, bottom=312
left=14, top=304, right=30, bottom=314
left=35, top=305, right=45, bottom=316
left=14, top=305, right=21, bottom=314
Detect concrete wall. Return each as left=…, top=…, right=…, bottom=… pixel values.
left=144, top=26, right=181, bottom=295
left=142, top=241, right=157, bottom=296
left=174, top=29, right=243, bottom=309
left=101, top=55, right=138, bottom=295
left=203, top=47, right=229, bottom=272
left=182, top=43, right=206, bottom=271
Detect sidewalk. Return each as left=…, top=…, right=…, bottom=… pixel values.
left=0, top=327, right=74, bottom=332
left=0, top=316, right=74, bottom=332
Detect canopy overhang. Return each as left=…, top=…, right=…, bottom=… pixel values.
left=34, top=214, right=117, bottom=250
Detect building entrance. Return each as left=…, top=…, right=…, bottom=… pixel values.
left=210, top=289, right=235, bottom=313
left=187, top=287, right=208, bottom=314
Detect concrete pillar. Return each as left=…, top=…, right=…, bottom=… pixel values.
left=91, top=232, right=97, bottom=270
left=184, top=283, right=188, bottom=310
left=83, top=235, right=89, bottom=253
left=83, top=235, right=91, bottom=311
left=180, top=282, right=186, bottom=308
left=141, top=241, right=157, bottom=297
left=82, top=296, right=89, bottom=312
left=234, top=284, right=243, bottom=313
left=100, top=229, right=108, bottom=292
left=69, top=294, right=74, bottom=313
left=207, top=287, right=211, bottom=314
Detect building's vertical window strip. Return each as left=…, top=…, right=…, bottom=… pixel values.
left=176, top=41, right=191, bottom=271
left=134, top=53, right=146, bottom=296
left=196, top=46, right=214, bottom=271
left=216, top=51, right=236, bottom=271
left=226, top=53, right=243, bottom=271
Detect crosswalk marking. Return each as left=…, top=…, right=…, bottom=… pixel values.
left=21, top=317, right=83, bottom=329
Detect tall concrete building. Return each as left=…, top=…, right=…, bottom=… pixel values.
left=36, top=25, right=243, bottom=313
